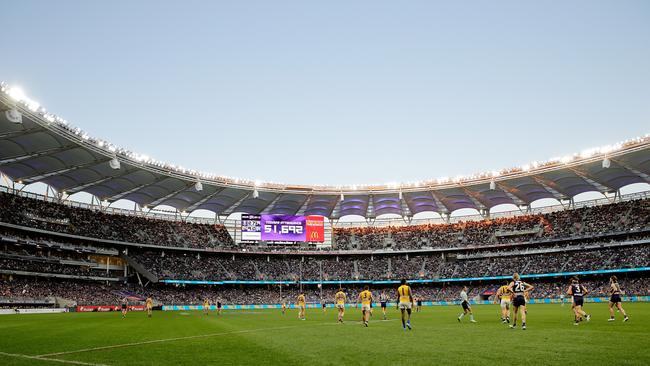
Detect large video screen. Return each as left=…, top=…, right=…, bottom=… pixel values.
left=240, top=214, right=324, bottom=242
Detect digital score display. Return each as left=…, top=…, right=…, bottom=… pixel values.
left=240, top=214, right=324, bottom=242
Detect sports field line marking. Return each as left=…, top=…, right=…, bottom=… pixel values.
left=36, top=318, right=403, bottom=359
left=36, top=323, right=330, bottom=358
left=340, top=319, right=398, bottom=325
left=0, top=351, right=109, bottom=366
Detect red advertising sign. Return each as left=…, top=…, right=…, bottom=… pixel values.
left=305, top=216, right=324, bottom=242
left=76, top=305, right=146, bottom=312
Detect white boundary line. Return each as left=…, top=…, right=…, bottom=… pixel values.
left=36, top=319, right=399, bottom=359
left=36, top=324, right=313, bottom=358
left=0, top=351, right=109, bottom=366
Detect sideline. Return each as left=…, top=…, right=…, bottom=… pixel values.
left=0, top=351, right=109, bottom=366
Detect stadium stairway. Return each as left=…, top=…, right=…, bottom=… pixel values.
left=120, top=254, right=159, bottom=284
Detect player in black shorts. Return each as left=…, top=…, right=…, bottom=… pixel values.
left=217, top=300, right=222, bottom=315
left=458, top=286, right=476, bottom=323
left=567, top=277, right=590, bottom=325
left=507, top=273, right=533, bottom=330
left=608, top=276, right=629, bottom=322
left=379, top=290, right=388, bottom=320
left=121, top=297, right=128, bottom=318
left=416, top=298, right=422, bottom=313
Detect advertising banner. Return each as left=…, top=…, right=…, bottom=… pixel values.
left=305, top=216, right=324, bottom=242
left=76, top=305, right=146, bottom=312
left=0, top=308, right=68, bottom=315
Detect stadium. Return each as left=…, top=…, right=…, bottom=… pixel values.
left=2, top=3, right=650, bottom=366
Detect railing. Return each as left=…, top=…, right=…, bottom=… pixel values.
left=0, top=234, right=119, bottom=256
left=158, top=266, right=650, bottom=285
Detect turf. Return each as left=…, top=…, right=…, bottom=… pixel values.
left=0, top=303, right=648, bottom=366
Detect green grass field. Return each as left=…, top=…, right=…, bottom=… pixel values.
left=1, top=303, right=647, bottom=366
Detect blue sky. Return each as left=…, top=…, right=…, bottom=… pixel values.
left=1, top=1, right=649, bottom=187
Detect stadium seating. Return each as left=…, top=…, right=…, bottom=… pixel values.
left=333, top=199, right=650, bottom=251
left=1, top=191, right=650, bottom=307
left=2, top=277, right=649, bottom=306
left=127, top=241, right=650, bottom=281
left=0, top=191, right=234, bottom=249
left=1, top=191, right=649, bottom=252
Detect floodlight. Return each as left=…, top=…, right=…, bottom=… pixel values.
left=602, top=158, right=611, bottom=169
left=109, top=157, right=121, bottom=170
left=5, top=108, right=22, bottom=124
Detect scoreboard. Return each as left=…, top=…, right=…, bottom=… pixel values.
left=241, top=214, right=262, bottom=241
left=240, top=214, right=324, bottom=242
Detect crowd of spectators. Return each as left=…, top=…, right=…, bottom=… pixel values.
left=1, top=191, right=649, bottom=253
left=0, top=258, right=118, bottom=278
left=0, top=241, right=123, bottom=278
left=0, top=192, right=233, bottom=249
left=334, top=199, right=650, bottom=250
left=440, top=245, right=650, bottom=278
left=2, top=192, right=650, bottom=306
left=129, top=243, right=650, bottom=281
left=2, top=276, right=649, bottom=306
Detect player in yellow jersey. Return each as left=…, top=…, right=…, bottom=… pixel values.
left=281, top=297, right=287, bottom=315
left=334, top=288, right=346, bottom=323
left=297, top=293, right=306, bottom=320
left=203, top=298, right=210, bottom=316
left=524, top=289, right=531, bottom=316
left=495, top=281, right=511, bottom=323
left=357, top=286, right=373, bottom=327
left=146, top=296, right=153, bottom=318
left=397, top=279, right=413, bottom=330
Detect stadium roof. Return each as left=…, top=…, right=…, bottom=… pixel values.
left=1, top=83, right=649, bottom=219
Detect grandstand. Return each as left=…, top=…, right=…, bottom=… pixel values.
left=1, top=82, right=649, bottom=309
left=3, top=0, right=650, bottom=362
left=1, top=85, right=650, bottom=365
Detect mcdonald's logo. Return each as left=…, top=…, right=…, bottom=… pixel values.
left=305, top=215, right=324, bottom=242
